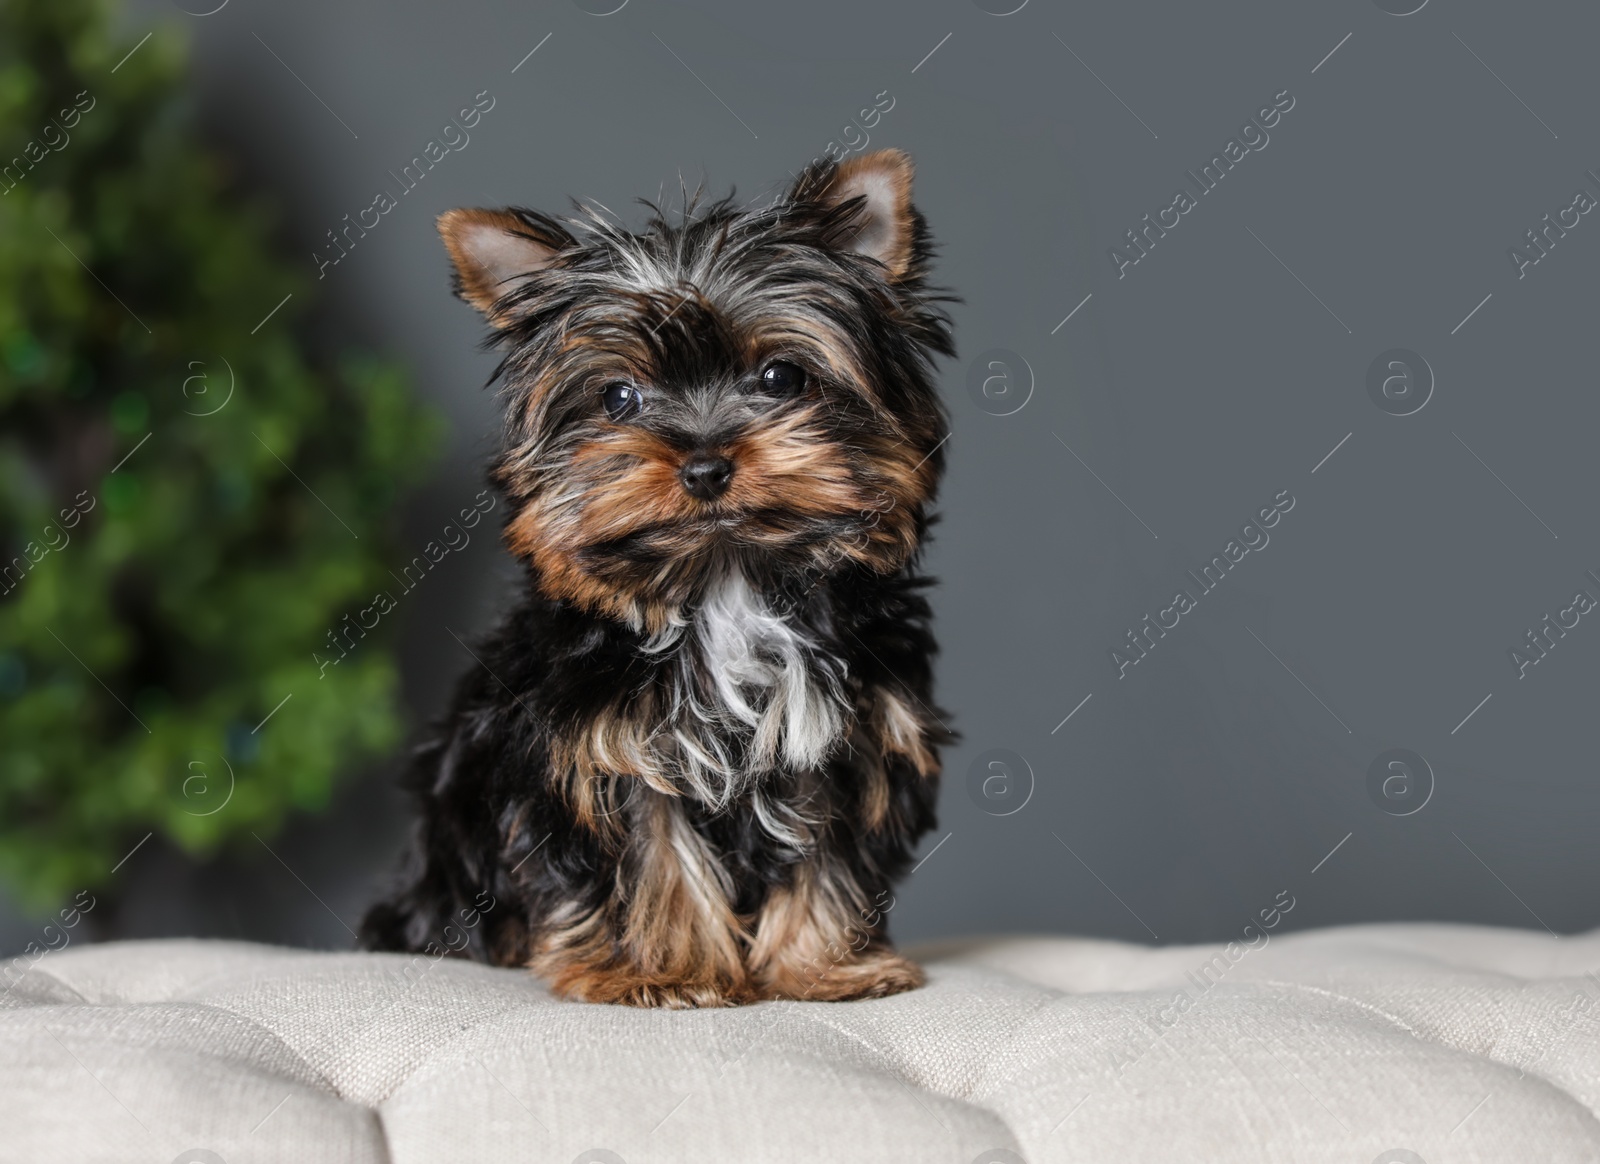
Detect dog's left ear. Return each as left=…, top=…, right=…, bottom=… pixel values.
left=437, top=207, right=572, bottom=325
left=792, top=148, right=916, bottom=281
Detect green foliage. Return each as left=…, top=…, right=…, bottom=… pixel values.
left=0, top=0, right=443, bottom=910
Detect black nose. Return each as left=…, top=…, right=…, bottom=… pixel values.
left=680, top=455, right=734, bottom=500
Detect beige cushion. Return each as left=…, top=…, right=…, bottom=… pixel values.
left=6, top=924, right=1600, bottom=1161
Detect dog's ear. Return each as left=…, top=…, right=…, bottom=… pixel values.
left=437, top=208, right=571, bottom=324
left=790, top=148, right=917, bottom=280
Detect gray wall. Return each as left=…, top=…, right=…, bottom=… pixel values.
left=9, top=0, right=1596, bottom=953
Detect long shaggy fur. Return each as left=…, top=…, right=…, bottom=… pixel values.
left=360, top=151, right=955, bottom=1007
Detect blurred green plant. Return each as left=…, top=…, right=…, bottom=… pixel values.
left=0, top=0, right=442, bottom=911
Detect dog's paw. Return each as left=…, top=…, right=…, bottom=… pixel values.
left=759, top=949, right=926, bottom=1002
left=548, top=969, right=755, bottom=1009
left=610, top=979, right=754, bottom=1009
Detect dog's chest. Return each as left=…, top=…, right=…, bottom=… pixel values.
left=657, top=574, right=845, bottom=797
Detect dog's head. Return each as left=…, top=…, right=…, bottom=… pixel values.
left=439, top=149, right=953, bottom=630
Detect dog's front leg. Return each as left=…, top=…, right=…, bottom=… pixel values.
left=748, top=857, right=923, bottom=1002
left=529, top=788, right=754, bottom=1008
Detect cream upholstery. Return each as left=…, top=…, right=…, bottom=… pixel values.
left=6, top=924, right=1600, bottom=1162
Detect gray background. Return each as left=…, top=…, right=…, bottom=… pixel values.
left=6, top=0, right=1597, bottom=953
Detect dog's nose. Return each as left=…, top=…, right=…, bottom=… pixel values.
left=680, top=455, right=734, bottom=500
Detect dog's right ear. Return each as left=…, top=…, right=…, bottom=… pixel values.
left=788, top=149, right=918, bottom=282
left=437, top=208, right=572, bottom=325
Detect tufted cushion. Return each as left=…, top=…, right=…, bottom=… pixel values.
left=6, top=924, right=1600, bottom=1162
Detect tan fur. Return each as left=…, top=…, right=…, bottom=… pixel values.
left=422, top=159, right=948, bottom=1012
left=529, top=791, right=754, bottom=1007
left=724, top=409, right=867, bottom=518
left=548, top=705, right=673, bottom=837
left=505, top=401, right=937, bottom=627
left=842, top=689, right=941, bottom=831
left=820, top=149, right=917, bottom=281
left=871, top=688, right=940, bottom=778
left=748, top=859, right=923, bottom=1001
left=437, top=208, right=563, bottom=322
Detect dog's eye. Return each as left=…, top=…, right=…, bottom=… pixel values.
left=760, top=361, right=806, bottom=397
left=601, top=382, right=643, bottom=421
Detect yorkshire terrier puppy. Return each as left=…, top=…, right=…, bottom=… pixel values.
left=359, top=149, right=954, bottom=1007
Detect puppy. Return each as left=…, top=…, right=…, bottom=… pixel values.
left=360, top=149, right=955, bottom=1007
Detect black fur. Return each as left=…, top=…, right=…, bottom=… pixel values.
left=359, top=559, right=947, bottom=964
left=360, top=152, right=955, bottom=1005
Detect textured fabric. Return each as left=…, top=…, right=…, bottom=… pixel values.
left=6, top=924, right=1600, bottom=1162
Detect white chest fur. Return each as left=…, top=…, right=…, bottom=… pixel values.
left=646, top=573, right=845, bottom=813
left=696, top=572, right=842, bottom=771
